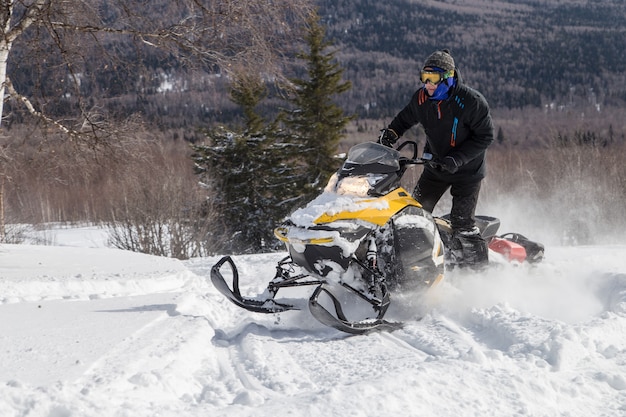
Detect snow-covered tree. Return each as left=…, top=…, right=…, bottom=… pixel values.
left=191, top=75, right=301, bottom=253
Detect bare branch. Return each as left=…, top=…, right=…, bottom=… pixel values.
left=5, top=0, right=49, bottom=43
left=1, top=0, right=313, bottom=134
left=42, top=0, right=313, bottom=77
left=4, top=76, right=76, bottom=137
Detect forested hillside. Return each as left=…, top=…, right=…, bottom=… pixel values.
left=6, top=0, right=626, bottom=133
left=318, top=0, right=626, bottom=117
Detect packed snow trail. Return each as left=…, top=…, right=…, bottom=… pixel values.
left=0, top=239, right=625, bottom=416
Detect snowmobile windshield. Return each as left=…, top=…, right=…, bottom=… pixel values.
left=340, top=142, right=401, bottom=176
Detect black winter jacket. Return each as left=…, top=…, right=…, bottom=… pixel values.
left=389, top=82, right=494, bottom=181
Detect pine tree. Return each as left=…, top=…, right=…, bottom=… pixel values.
left=191, top=75, right=298, bottom=253
left=283, top=11, right=354, bottom=201
left=191, top=13, right=354, bottom=253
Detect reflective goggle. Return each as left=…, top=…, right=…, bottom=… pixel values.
left=420, top=70, right=454, bottom=85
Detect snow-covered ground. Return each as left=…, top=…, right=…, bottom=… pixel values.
left=1, top=224, right=625, bottom=416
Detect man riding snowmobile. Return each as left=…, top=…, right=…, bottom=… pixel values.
left=379, top=49, right=495, bottom=269
left=210, top=140, right=544, bottom=334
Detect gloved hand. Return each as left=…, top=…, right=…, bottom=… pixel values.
left=440, top=156, right=460, bottom=173
left=378, top=128, right=398, bottom=147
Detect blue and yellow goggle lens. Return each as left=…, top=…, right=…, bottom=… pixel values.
left=420, top=70, right=454, bottom=85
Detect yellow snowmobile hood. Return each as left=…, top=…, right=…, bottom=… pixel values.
left=313, top=187, right=422, bottom=227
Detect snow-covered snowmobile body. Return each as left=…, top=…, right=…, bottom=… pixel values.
left=210, top=141, right=543, bottom=334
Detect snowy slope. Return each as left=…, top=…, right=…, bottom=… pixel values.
left=1, top=226, right=625, bottom=417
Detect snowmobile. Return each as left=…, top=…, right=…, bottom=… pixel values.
left=210, top=141, right=544, bottom=334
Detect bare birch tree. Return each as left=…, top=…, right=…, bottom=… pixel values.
left=0, top=0, right=312, bottom=242
left=0, top=0, right=312, bottom=136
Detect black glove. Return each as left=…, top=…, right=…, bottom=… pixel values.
left=440, top=156, right=460, bottom=173
left=378, top=128, right=398, bottom=147
left=427, top=160, right=440, bottom=170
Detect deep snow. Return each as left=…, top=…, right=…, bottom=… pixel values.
left=1, top=224, right=625, bottom=417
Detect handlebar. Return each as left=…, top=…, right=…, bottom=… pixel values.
left=396, top=140, right=418, bottom=159
left=394, top=140, right=433, bottom=166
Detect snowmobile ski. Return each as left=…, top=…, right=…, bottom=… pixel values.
left=308, top=284, right=403, bottom=335
left=210, top=256, right=297, bottom=313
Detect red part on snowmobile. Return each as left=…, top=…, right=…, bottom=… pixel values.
left=488, top=237, right=527, bottom=262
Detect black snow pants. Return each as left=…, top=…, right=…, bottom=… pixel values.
left=413, top=171, right=481, bottom=232
left=413, top=170, right=488, bottom=268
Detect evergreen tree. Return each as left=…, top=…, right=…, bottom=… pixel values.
left=191, top=13, right=355, bottom=253
left=283, top=11, right=355, bottom=201
left=191, top=75, right=298, bottom=253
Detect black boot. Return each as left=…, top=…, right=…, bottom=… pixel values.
left=448, top=227, right=489, bottom=270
